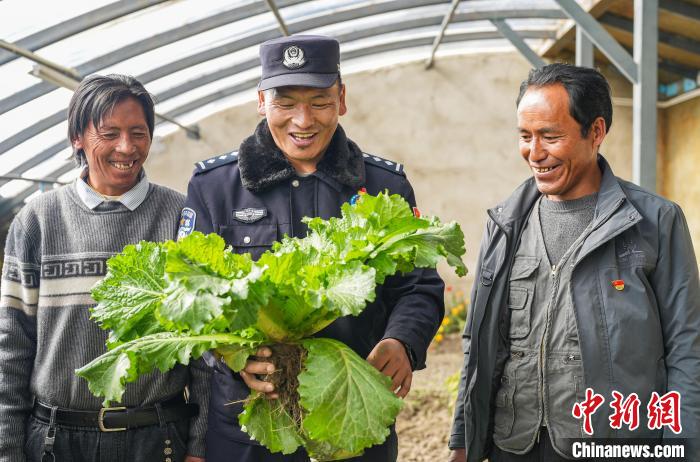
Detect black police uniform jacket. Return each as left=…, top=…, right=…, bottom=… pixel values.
left=181, top=120, right=445, bottom=447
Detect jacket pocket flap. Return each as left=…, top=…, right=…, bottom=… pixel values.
left=508, top=286, right=529, bottom=309
left=219, top=224, right=277, bottom=247
left=509, top=256, right=540, bottom=280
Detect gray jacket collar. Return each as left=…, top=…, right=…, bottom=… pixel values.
left=237, top=120, right=366, bottom=193
left=488, top=155, right=640, bottom=234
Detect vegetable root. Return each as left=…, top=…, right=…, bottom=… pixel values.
left=266, top=343, right=307, bottom=426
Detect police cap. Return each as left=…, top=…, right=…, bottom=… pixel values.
left=258, top=35, right=340, bottom=91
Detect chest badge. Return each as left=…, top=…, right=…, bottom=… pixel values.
left=233, top=207, right=267, bottom=223
left=611, top=279, right=625, bottom=291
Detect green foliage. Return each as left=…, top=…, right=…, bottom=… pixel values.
left=299, top=338, right=403, bottom=460
left=77, top=192, right=467, bottom=459
left=237, top=338, right=404, bottom=460
left=239, top=395, right=306, bottom=454
left=90, top=241, right=168, bottom=346
left=76, top=332, right=258, bottom=405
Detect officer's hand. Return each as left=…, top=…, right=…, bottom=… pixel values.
left=448, top=448, right=466, bottom=462
left=366, top=338, right=412, bottom=398
left=239, top=347, right=279, bottom=399
left=185, top=457, right=205, bottom=462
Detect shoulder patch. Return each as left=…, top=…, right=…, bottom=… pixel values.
left=362, top=153, right=405, bottom=176
left=177, top=207, right=196, bottom=240
left=193, top=151, right=238, bottom=174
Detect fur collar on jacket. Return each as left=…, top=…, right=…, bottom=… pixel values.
left=238, top=120, right=365, bottom=192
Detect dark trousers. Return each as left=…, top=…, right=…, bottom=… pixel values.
left=205, top=426, right=398, bottom=462
left=489, top=429, right=585, bottom=462
left=24, top=414, right=191, bottom=462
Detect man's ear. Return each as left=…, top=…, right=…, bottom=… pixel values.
left=590, top=116, right=607, bottom=150
left=257, top=90, right=266, bottom=116
left=72, top=134, right=84, bottom=150
left=338, top=84, right=347, bottom=116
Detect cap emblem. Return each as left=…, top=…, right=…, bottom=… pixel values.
left=282, top=45, right=305, bottom=69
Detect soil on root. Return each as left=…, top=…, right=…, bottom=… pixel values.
left=264, top=342, right=307, bottom=425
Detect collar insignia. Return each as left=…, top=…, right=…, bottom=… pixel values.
left=282, top=45, right=305, bottom=69
left=233, top=207, right=267, bottom=223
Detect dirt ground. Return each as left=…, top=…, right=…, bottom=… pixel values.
left=396, top=333, right=463, bottom=462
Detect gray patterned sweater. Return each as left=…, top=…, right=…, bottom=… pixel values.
left=0, top=182, right=210, bottom=460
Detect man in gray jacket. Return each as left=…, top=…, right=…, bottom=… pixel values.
left=449, top=63, right=700, bottom=461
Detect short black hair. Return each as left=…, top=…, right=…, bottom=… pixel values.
left=67, top=74, right=155, bottom=165
left=516, top=63, right=612, bottom=137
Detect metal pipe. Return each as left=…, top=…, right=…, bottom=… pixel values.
left=155, top=113, right=201, bottom=139
left=575, top=26, right=594, bottom=67
left=553, top=0, right=638, bottom=84
left=0, top=174, right=69, bottom=184
left=632, top=0, right=658, bottom=191
left=425, top=0, right=461, bottom=70
left=264, top=0, right=290, bottom=36
left=0, top=40, right=80, bottom=80
left=491, top=19, right=546, bottom=68
left=0, top=40, right=201, bottom=140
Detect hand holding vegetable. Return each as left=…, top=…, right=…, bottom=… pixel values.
left=367, top=338, right=412, bottom=398
left=240, top=347, right=278, bottom=399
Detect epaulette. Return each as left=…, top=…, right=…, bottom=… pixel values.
left=193, top=151, right=238, bottom=174
left=362, top=153, right=405, bottom=175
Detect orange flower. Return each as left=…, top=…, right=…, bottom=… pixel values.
left=435, top=334, right=444, bottom=343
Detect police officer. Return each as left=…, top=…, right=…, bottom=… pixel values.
left=178, top=35, right=445, bottom=462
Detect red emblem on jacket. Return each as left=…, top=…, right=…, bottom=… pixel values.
left=612, top=280, right=625, bottom=291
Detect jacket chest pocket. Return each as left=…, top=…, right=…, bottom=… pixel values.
left=507, top=256, right=539, bottom=339
left=218, top=224, right=277, bottom=260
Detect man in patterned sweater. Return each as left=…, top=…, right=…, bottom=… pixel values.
left=0, top=75, right=209, bottom=461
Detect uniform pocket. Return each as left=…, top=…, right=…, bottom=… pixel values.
left=218, top=224, right=277, bottom=260
left=507, top=257, right=539, bottom=339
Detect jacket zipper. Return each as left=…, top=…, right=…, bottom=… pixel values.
left=573, top=197, right=630, bottom=266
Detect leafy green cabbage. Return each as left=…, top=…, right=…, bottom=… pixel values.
left=76, top=192, right=466, bottom=460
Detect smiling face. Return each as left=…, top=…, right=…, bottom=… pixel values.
left=258, top=82, right=347, bottom=173
left=517, top=84, right=606, bottom=201
left=72, top=97, right=151, bottom=196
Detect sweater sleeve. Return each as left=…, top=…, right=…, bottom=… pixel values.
left=186, top=357, right=211, bottom=457
left=0, top=215, right=39, bottom=462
